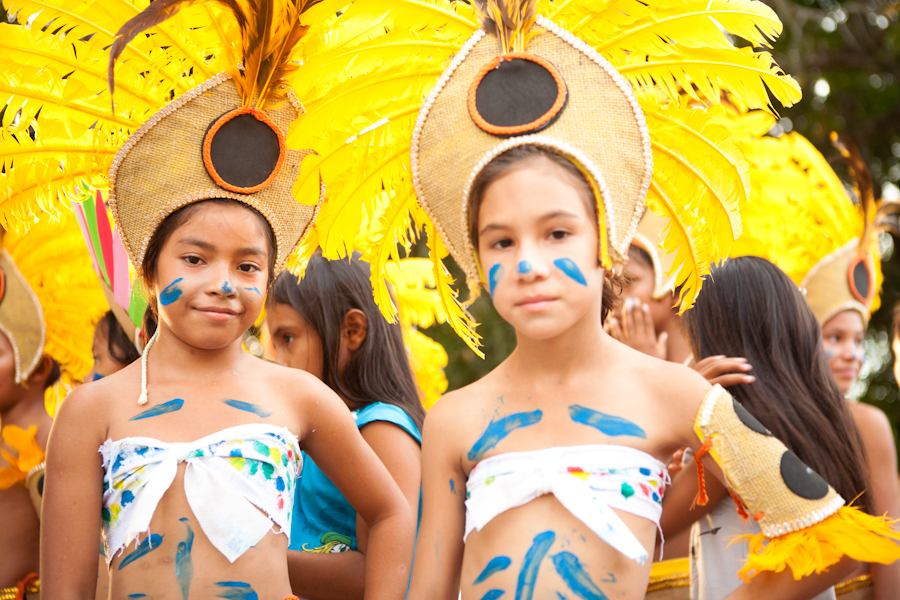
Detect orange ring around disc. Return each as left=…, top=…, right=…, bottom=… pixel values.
left=0, top=268, right=5, bottom=303
left=202, top=106, right=286, bottom=194
left=468, top=53, right=567, bottom=136
left=847, top=254, right=875, bottom=306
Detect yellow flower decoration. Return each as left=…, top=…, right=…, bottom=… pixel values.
left=0, top=425, right=45, bottom=490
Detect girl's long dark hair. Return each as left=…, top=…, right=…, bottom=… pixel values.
left=100, top=311, right=142, bottom=365
left=269, top=253, right=425, bottom=431
left=683, top=256, right=872, bottom=512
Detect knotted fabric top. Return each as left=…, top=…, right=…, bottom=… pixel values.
left=100, top=423, right=301, bottom=563
left=465, top=445, right=669, bottom=565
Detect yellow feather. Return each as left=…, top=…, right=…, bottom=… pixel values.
left=404, top=328, right=449, bottom=411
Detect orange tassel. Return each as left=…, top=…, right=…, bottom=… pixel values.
left=693, top=437, right=716, bottom=507
left=16, top=573, right=38, bottom=600
left=728, top=488, right=751, bottom=522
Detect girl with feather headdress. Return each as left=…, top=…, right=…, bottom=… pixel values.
left=0, top=1, right=415, bottom=597
left=0, top=215, right=107, bottom=597
left=283, top=1, right=900, bottom=598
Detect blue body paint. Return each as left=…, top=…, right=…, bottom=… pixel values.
left=175, top=518, right=194, bottom=600
left=127, top=595, right=151, bottom=599
left=130, top=398, right=185, bottom=421
left=516, top=531, right=556, bottom=600
left=552, top=552, right=608, bottom=600
left=553, top=259, right=587, bottom=286
left=92, top=373, right=105, bottom=381
left=489, top=264, right=505, bottom=297
left=118, top=534, right=163, bottom=570
left=160, top=278, right=184, bottom=305
left=244, top=287, right=262, bottom=296
left=481, top=591, right=506, bottom=600
left=468, top=410, right=543, bottom=461
left=221, top=281, right=234, bottom=294
left=450, top=479, right=456, bottom=495
left=475, top=556, right=512, bottom=584
left=517, top=261, right=532, bottom=274
left=557, top=594, right=568, bottom=600
left=215, top=582, right=258, bottom=600
left=568, top=405, right=646, bottom=439
left=223, top=399, right=272, bottom=418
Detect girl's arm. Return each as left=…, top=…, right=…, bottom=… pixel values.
left=300, top=386, right=416, bottom=600
left=288, top=421, right=422, bottom=600
left=659, top=458, right=727, bottom=540
left=407, top=399, right=467, bottom=600
left=849, top=402, right=900, bottom=600
left=40, top=388, right=105, bottom=600
left=722, top=557, right=859, bottom=600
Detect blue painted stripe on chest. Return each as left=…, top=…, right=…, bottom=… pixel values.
left=222, top=399, right=272, bottom=418
left=175, top=518, right=194, bottom=600
left=214, top=581, right=258, bottom=600
left=468, top=410, right=543, bottom=461
left=130, top=398, right=185, bottom=421
left=516, top=531, right=555, bottom=600
left=568, top=405, right=646, bottom=439
left=118, top=534, right=163, bottom=570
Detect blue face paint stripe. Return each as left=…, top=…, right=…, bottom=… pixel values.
left=215, top=582, right=258, bottom=600
left=516, top=531, right=556, bottom=600
left=553, top=259, right=587, bottom=286
left=118, top=534, right=163, bottom=570
left=489, top=264, right=505, bottom=297
left=222, top=282, right=234, bottom=293
left=552, top=552, right=609, bottom=600
left=475, top=556, right=512, bottom=584
left=175, top=518, right=194, bottom=600
left=568, top=405, right=646, bottom=439
left=130, top=399, right=185, bottom=421
left=481, top=591, right=506, bottom=600
left=517, top=261, right=532, bottom=274
left=468, top=410, right=543, bottom=461
left=160, top=278, right=184, bottom=305
left=244, top=287, right=262, bottom=296
left=222, top=399, right=273, bottom=418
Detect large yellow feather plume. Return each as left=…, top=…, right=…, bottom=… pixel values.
left=286, top=0, right=798, bottom=346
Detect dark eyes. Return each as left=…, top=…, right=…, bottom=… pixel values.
left=238, top=263, right=259, bottom=273
left=550, top=229, right=569, bottom=240
left=184, top=255, right=201, bottom=265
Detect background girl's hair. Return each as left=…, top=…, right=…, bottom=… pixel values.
left=682, top=256, right=872, bottom=512
left=269, top=253, right=426, bottom=430
left=140, top=198, right=276, bottom=329
left=467, top=144, right=624, bottom=323
left=99, top=311, right=141, bottom=365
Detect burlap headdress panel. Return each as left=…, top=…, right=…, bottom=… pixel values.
left=0, top=249, right=45, bottom=384
left=106, top=0, right=326, bottom=275
left=411, top=17, right=653, bottom=287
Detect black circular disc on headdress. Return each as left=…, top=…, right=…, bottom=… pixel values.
left=203, top=108, right=286, bottom=193
left=733, top=398, right=772, bottom=436
left=780, top=450, right=829, bottom=500
left=848, top=256, right=873, bottom=304
left=469, top=54, right=567, bottom=137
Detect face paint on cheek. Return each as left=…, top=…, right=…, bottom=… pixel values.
left=160, top=278, right=184, bottom=306
left=244, top=287, right=262, bottom=296
left=221, top=281, right=234, bottom=294
left=489, top=264, right=504, bottom=297
left=553, top=259, right=587, bottom=286
left=517, top=261, right=532, bottom=274
left=824, top=348, right=837, bottom=360
left=853, top=349, right=865, bottom=362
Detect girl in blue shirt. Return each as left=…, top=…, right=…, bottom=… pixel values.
left=267, top=252, right=424, bottom=599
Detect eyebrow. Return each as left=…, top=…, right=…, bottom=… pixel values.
left=478, top=210, right=582, bottom=236
left=176, top=237, right=266, bottom=258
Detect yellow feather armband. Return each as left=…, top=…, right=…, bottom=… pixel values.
left=694, top=385, right=900, bottom=580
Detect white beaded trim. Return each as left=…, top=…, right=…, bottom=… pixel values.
left=533, top=14, right=653, bottom=263
left=697, top=384, right=728, bottom=428
left=137, top=327, right=159, bottom=405
left=410, top=28, right=486, bottom=285
left=0, top=249, right=46, bottom=384
left=287, top=91, right=305, bottom=114
left=108, top=71, right=232, bottom=270
left=460, top=135, right=616, bottom=272
left=762, top=495, right=844, bottom=538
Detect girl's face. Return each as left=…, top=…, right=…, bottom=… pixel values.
left=821, top=309, right=865, bottom=394
left=266, top=301, right=325, bottom=379
left=153, top=202, right=270, bottom=350
left=476, top=157, right=603, bottom=340
left=84, top=320, right=128, bottom=382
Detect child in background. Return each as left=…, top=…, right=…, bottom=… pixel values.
left=85, top=312, right=142, bottom=383
left=267, top=253, right=425, bottom=599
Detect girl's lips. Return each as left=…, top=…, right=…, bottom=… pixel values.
left=517, top=297, right=556, bottom=312
left=195, top=307, right=239, bottom=322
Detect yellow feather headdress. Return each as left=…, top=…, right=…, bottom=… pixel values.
left=728, top=111, right=898, bottom=326
left=1, top=0, right=326, bottom=274
left=0, top=216, right=107, bottom=415
left=287, top=0, right=799, bottom=351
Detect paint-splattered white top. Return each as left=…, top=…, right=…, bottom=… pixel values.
left=99, top=423, right=301, bottom=563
